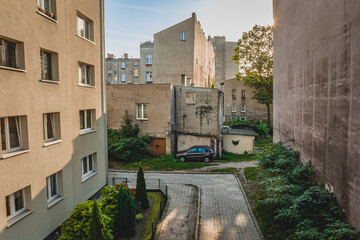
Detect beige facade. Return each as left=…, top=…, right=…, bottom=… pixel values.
left=153, top=13, right=215, bottom=87
left=0, top=0, right=107, bottom=239
left=222, top=134, right=255, bottom=155
left=224, top=78, right=272, bottom=123
left=106, top=55, right=140, bottom=84
left=140, top=41, right=154, bottom=84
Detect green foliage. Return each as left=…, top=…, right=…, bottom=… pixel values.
left=136, top=163, right=150, bottom=210
left=244, top=167, right=260, bottom=181
left=255, top=143, right=360, bottom=240
left=88, top=200, right=106, bottom=240
left=224, top=118, right=270, bottom=136
left=233, top=25, right=273, bottom=124
left=114, top=183, right=136, bottom=238
left=136, top=213, right=144, bottom=222
left=100, top=186, right=118, bottom=229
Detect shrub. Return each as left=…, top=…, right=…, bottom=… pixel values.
left=88, top=200, right=106, bottom=240
left=135, top=163, right=150, bottom=210
left=224, top=119, right=270, bottom=135
left=136, top=213, right=143, bottom=222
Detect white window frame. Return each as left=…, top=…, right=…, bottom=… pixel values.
left=136, top=104, right=148, bottom=120
left=240, top=117, right=246, bottom=121
left=120, top=62, right=126, bottom=69
left=180, top=32, right=187, bottom=40
left=241, top=104, right=246, bottom=113
left=6, top=189, right=26, bottom=220
left=186, top=92, right=196, bottom=104
left=121, top=73, right=126, bottom=82
left=78, top=63, right=92, bottom=86
left=77, top=15, right=91, bottom=40
left=186, top=78, right=192, bottom=86
left=241, top=89, right=246, bottom=98
left=79, top=110, right=93, bottom=132
left=145, top=54, right=152, bottom=65
left=146, top=71, right=152, bottom=82
left=82, top=154, right=95, bottom=178
left=38, top=0, right=51, bottom=12
left=232, top=105, right=236, bottom=113
left=46, top=173, right=58, bottom=202
left=43, top=113, right=55, bottom=142
left=231, top=117, right=237, bottom=121
left=1, top=117, right=22, bottom=153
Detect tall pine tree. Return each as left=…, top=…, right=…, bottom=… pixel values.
left=135, top=163, right=149, bottom=210
left=88, top=199, right=105, bottom=240
left=114, top=184, right=136, bottom=238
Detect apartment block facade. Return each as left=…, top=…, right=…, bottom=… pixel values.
left=106, top=53, right=140, bottom=84
left=273, top=0, right=360, bottom=230
left=0, top=0, right=107, bottom=239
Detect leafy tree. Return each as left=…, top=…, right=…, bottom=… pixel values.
left=135, top=163, right=149, bottom=210
left=118, top=110, right=140, bottom=138
left=113, top=183, right=136, bottom=238
left=233, top=25, right=273, bottom=125
left=88, top=200, right=106, bottom=240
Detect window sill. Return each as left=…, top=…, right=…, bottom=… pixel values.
left=80, top=129, right=97, bottom=136
left=0, top=66, right=27, bottom=73
left=7, top=210, right=33, bottom=228
left=81, top=171, right=98, bottom=183
left=76, top=34, right=95, bottom=45
left=39, top=79, right=60, bottom=84
left=1, top=150, right=30, bottom=160
left=36, top=11, right=58, bottom=23
left=43, top=139, right=62, bottom=147
left=47, top=196, right=64, bottom=208
left=136, top=118, right=148, bottom=121
left=78, top=84, right=95, bottom=88
left=186, top=103, right=196, bottom=105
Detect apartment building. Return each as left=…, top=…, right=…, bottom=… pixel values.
left=140, top=41, right=155, bottom=84
left=106, top=53, right=140, bottom=84
left=273, top=0, right=360, bottom=230
left=0, top=0, right=107, bottom=239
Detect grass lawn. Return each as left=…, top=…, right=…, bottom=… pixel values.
left=255, top=136, right=273, bottom=147
left=110, top=155, right=214, bottom=171
left=140, top=192, right=166, bottom=240
left=218, top=152, right=258, bottom=163
left=207, top=167, right=238, bottom=173
left=244, top=167, right=261, bottom=181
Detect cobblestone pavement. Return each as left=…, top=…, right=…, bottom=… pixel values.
left=108, top=172, right=261, bottom=240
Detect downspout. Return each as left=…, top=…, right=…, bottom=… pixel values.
left=219, top=82, right=225, bottom=158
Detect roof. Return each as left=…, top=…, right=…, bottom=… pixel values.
left=221, top=128, right=258, bottom=136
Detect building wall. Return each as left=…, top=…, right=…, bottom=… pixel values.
left=140, top=42, right=154, bottom=84
left=106, top=84, right=173, bottom=154
left=106, top=58, right=140, bottom=84
left=222, top=134, right=254, bottom=154
left=225, top=41, right=238, bottom=80
left=0, top=0, right=107, bottom=239
left=224, top=78, right=272, bottom=123
left=273, top=0, right=360, bottom=230
left=177, top=135, right=213, bottom=152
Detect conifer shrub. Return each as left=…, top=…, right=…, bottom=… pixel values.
left=88, top=200, right=106, bottom=240
left=135, top=163, right=149, bottom=210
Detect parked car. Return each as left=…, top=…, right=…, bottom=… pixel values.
left=176, top=146, right=215, bottom=163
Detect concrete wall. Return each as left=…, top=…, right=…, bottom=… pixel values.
left=224, top=78, right=272, bottom=123
left=106, top=58, right=140, bottom=84
left=0, top=0, right=107, bottom=239
left=140, top=42, right=154, bottom=84
left=107, top=84, right=173, bottom=154
left=223, top=134, right=254, bottom=154
left=273, top=0, right=360, bottom=230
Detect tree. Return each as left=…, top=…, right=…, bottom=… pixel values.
left=233, top=25, right=273, bottom=125
left=88, top=200, right=106, bottom=240
left=135, top=163, right=149, bottom=210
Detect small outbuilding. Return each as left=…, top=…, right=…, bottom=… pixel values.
left=221, top=128, right=258, bottom=154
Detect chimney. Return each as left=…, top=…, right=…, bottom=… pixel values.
left=124, top=53, right=128, bottom=59
left=107, top=53, right=114, bottom=59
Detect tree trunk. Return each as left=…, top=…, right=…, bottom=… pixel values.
left=267, top=103, right=271, bottom=126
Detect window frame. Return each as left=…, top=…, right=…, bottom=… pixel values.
left=145, top=54, right=152, bottom=65
left=241, top=104, right=246, bottom=113
left=0, top=39, right=19, bottom=69
left=43, top=113, right=55, bottom=142
left=40, top=50, right=53, bottom=81
left=120, top=62, right=126, bottom=69
left=6, top=189, right=26, bottom=220
left=82, top=154, right=95, bottom=178
left=232, top=104, right=236, bottom=113
left=180, top=32, right=187, bottom=40
left=46, top=173, right=58, bottom=202
left=79, top=110, right=93, bottom=133
left=136, top=104, right=148, bottom=120
left=1, top=116, right=22, bottom=154
left=186, top=92, right=196, bottom=104
left=121, top=73, right=126, bottom=82
left=232, top=89, right=236, bottom=99
left=77, top=14, right=92, bottom=41
left=240, top=117, right=246, bottom=121
left=78, top=63, right=92, bottom=86
left=241, top=89, right=246, bottom=99
left=146, top=71, right=152, bottom=82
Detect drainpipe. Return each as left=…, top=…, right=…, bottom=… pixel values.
left=219, top=82, right=225, bottom=158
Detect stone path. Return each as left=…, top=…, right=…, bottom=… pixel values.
left=108, top=172, right=261, bottom=240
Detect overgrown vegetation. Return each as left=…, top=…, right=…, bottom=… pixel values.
left=207, top=167, right=237, bottom=172
left=108, top=111, right=152, bottom=162
left=219, top=151, right=258, bottom=162
left=255, top=143, right=360, bottom=240
left=244, top=167, right=260, bottom=181
left=224, top=118, right=270, bottom=136
left=255, top=136, right=273, bottom=148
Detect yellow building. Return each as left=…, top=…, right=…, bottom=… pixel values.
left=221, top=128, right=257, bottom=154
left=0, top=0, right=107, bottom=239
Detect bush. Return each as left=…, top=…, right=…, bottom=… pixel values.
left=135, top=163, right=149, bottom=210
left=136, top=213, right=143, bottom=222
left=88, top=200, right=106, bottom=240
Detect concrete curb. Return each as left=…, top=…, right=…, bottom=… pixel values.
left=233, top=172, right=264, bottom=240
left=109, top=169, right=236, bottom=175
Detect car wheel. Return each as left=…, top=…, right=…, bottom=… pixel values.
left=204, top=157, right=210, bottom=163
left=179, top=157, right=186, bottom=162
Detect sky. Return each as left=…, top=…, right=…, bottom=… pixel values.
left=105, top=0, right=273, bottom=58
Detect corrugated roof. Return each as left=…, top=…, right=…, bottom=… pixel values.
left=221, top=128, right=258, bottom=136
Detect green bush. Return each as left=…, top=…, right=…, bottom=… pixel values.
left=88, top=200, right=106, bottom=240
left=135, top=163, right=150, bottom=210
left=255, top=143, right=360, bottom=240
left=136, top=213, right=143, bottom=222
left=224, top=119, right=270, bottom=136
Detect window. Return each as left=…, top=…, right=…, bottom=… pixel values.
left=188, top=148, right=197, bottom=153
left=187, top=78, right=192, bottom=86
left=0, top=38, right=25, bottom=69
left=241, top=89, right=246, bottom=99
left=145, top=54, right=152, bottom=65
left=77, top=14, right=93, bottom=41
left=46, top=173, right=58, bottom=201
left=40, top=50, right=56, bottom=81
left=134, top=69, right=138, bottom=78
left=240, top=117, right=246, bottom=121
left=231, top=117, right=237, bottom=121
left=180, top=32, right=187, bottom=40
left=136, top=104, right=148, bottom=120
left=1, top=116, right=22, bottom=153
left=107, top=70, right=112, bottom=76
left=82, top=153, right=96, bottom=180
left=186, top=93, right=195, bottom=104
left=146, top=71, right=152, bottom=82
left=78, top=63, right=92, bottom=86
left=232, top=104, right=236, bottom=113
left=241, top=104, right=246, bottom=112
left=38, top=0, right=56, bottom=19
left=134, top=62, right=138, bottom=66
left=232, top=89, right=236, bottom=99
left=6, top=189, right=26, bottom=220
left=121, top=73, right=126, bottom=82
left=79, top=110, right=94, bottom=133
left=121, top=62, right=126, bottom=69
left=181, top=74, right=186, bottom=86
left=43, top=113, right=60, bottom=143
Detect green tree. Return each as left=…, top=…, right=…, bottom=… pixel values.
left=233, top=25, right=273, bottom=125
left=114, top=184, right=136, bottom=238
left=135, top=163, right=150, bottom=210
left=118, top=110, right=140, bottom=138
left=88, top=200, right=106, bottom=240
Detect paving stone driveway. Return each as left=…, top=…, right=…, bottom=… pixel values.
left=108, top=172, right=261, bottom=240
